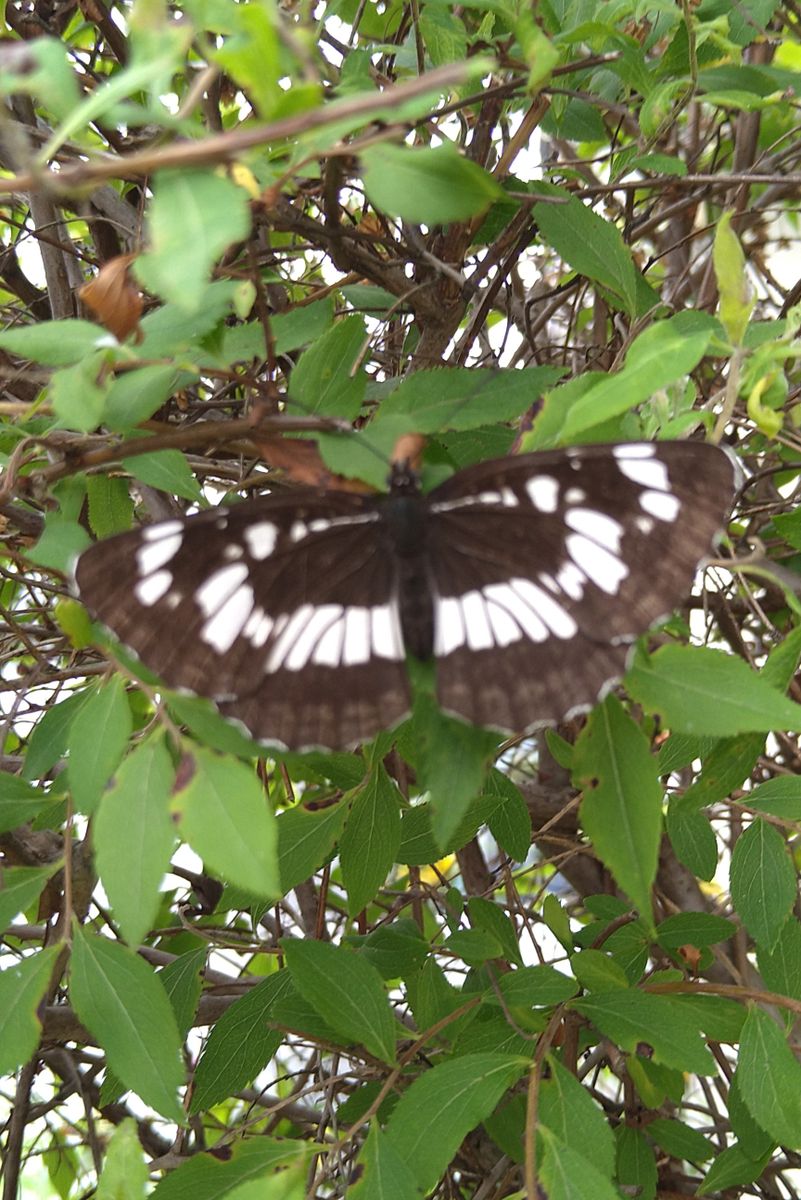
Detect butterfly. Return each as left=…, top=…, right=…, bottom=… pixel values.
left=73, top=441, right=736, bottom=751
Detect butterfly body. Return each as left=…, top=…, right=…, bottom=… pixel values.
left=74, top=441, right=736, bottom=750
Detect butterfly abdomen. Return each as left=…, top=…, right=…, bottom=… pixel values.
left=380, top=490, right=435, bottom=661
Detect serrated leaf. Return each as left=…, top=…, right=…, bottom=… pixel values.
left=149, top=1139, right=306, bottom=1200
left=627, top=645, right=801, bottom=736
left=0, top=863, right=60, bottom=933
left=736, top=1006, right=801, bottom=1148
left=385, top=1054, right=525, bottom=1192
left=350, top=1124, right=422, bottom=1200
left=0, top=319, right=112, bottom=365
left=0, top=947, right=60, bottom=1074
left=190, top=973, right=291, bottom=1112
left=0, top=773, right=52, bottom=833
left=277, top=801, right=347, bottom=893
left=575, top=696, right=662, bottom=925
left=730, top=819, right=795, bottom=950
left=574, top=991, right=715, bottom=1074
left=134, top=170, right=251, bottom=312
left=363, top=142, right=504, bottom=224
left=70, top=928, right=184, bottom=1122
left=171, top=747, right=278, bottom=899
left=96, top=1119, right=148, bottom=1200
left=282, top=938, right=396, bottom=1064
left=94, top=735, right=176, bottom=946
left=340, top=765, right=401, bottom=915
left=67, top=679, right=132, bottom=814
left=541, top=1057, right=615, bottom=1177
left=121, top=448, right=203, bottom=503
left=287, top=316, right=366, bottom=420
left=539, top=1129, right=621, bottom=1200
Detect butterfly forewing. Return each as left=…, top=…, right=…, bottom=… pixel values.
left=427, top=442, right=735, bottom=729
left=75, top=487, right=411, bottom=748
left=74, top=441, right=736, bottom=750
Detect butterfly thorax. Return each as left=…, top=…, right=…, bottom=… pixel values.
left=381, top=468, right=434, bottom=660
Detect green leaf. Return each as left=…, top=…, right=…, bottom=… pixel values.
left=277, top=801, right=347, bottom=893
left=86, top=474, right=134, bottom=539
left=553, top=316, right=712, bottom=441
left=362, top=142, right=504, bottom=224
left=533, top=190, right=653, bottom=316
left=29, top=515, right=91, bottom=574
left=467, top=896, right=523, bottom=966
left=665, top=805, right=718, bottom=879
left=149, top=1139, right=306, bottom=1200
left=287, top=316, right=366, bottom=420
left=351, top=1124, right=422, bottom=1200
left=757, top=917, right=801, bottom=1004
left=736, top=1006, right=801, bottom=1148
left=541, top=1057, right=615, bottom=1177
left=539, top=1129, right=621, bottom=1200
left=574, top=696, right=662, bottom=925
left=626, top=645, right=801, bottom=736
left=714, top=211, right=755, bottom=344
left=647, top=1116, right=713, bottom=1163
left=121, top=448, right=204, bottom=503
left=190, top=973, right=291, bottom=1113
left=171, top=747, right=278, bottom=899
left=94, top=735, right=176, bottom=947
left=656, top=912, right=736, bottom=953
left=616, top=1125, right=657, bottom=1200
left=0, top=947, right=60, bottom=1074
left=340, top=765, right=401, bottom=915
left=730, top=819, right=795, bottom=950
left=50, top=352, right=113, bottom=432
left=384, top=1054, right=525, bottom=1192
left=96, top=1119, right=148, bottom=1200
left=483, top=770, right=531, bottom=861
left=698, top=1141, right=773, bottom=1195
left=270, top=297, right=334, bottom=354
left=67, top=679, right=133, bottom=814
left=282, top=938, right=397, bottom=1064
left=134, top=170, right=251, bottom=311
left=70, top=927, right=184, bottom=1122
left=414, top=697, right=497, bottom=849
left=23, top=690, right=90, bottom=781
left=495, top=965, right=578, bottom=1007
left=104, top=365, right=186, bottom=432
left=167, top=693, right=263, bottom=759
left=159, top=949, right=206, bottom=1039
left=574, top=991, right=715, bottom=1074
left=0, top=773, right=52, bottom=833
left=0, top=863, right=60, bottom=933
left=0, top=319, right=113, bottom=366
left=746, top=775, right=801, bottom=819
left=212, top=2, right=282, bottom=118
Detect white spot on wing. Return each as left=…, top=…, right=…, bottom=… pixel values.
left=565, top=487, right=586, bottom=505
left=343, top=607, right=371, bottom=666
left=142, top=520, right=182, bottom=542
left=462, top=590, right=494, bottom=651
left=223, top=544, right=244, bottom=560
left=501, top=487, right=518, bottom=507
left=136, top=532, right=182, bottom=576
left=284, top=605, right=343, bottom=670
left=635, top=514, right=655, bottom=535
left=555, top=562, right=586, bottom=600
left=615, top=454, right=670, bottom=491
left=613, top=443, right=656, bottom=459
left=265, top=604, right=314, bottom=671
left=567, top=534, right=628, bottom=594
left=525, top=475, right=559, bottom=513
left=512, top=578, right=577, bottom=638
left=244, top=522, right=278, bottom=560
left=201, top=584, right=255, bottom=653
left=289, top=520, right=307, bottom=542
left=243, top=606, right=273, bottom=648
left=565, top=508, right=624, bottom=553
left=135, top=570, right=172, bottom=606
left=484, top=596, right=522, bottom=646
left=640, top=490, right=681, bottom=521
left=483, top=582, right=548, bottom=643
left=434, top=595, right=465, bottom=655
left=314, top=613, right=345, bottom=666
left=371, top=604, right=404, bottom=661
left=195, top=563, right=249, bottom=617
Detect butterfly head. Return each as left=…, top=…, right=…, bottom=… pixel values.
left=388, top=459, right=422, bottom=497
